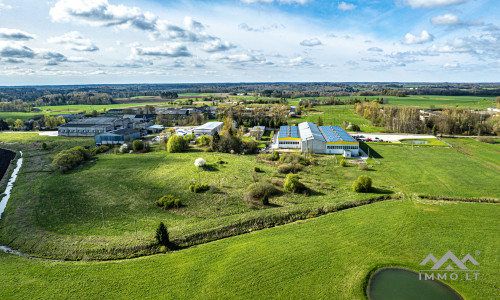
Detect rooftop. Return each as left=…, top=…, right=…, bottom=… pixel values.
left=320, top=126, right=356, bottom=143
left=196, top=122, right=224, bottom=130
left=278, top=125, right=299, bottom=138
left=298, top=122, right=325, bottom=142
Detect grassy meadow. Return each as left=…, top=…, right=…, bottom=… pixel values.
left=0, top=132, right=498, bottom=260
left=0, top=200, right=498, bottom=299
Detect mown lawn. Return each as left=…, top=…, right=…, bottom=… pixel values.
left=0, top=200, right=498, bottom=299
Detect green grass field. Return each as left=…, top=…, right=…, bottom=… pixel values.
left=1, top=132, right=498, bottom=260
left=0, top=199, right=498, bottom=299
left=338, top=95, right=496, bottom=109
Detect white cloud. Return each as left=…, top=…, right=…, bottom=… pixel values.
left=201, top=39, right=236, bottom=52
left=0, top=1, right=11, bottom=10
left=0, top=42, right=36, bottom=58
left=367, top=47, right=383, bottom=52
left=184, top=16, right=205, bottom=32
left=287, top=56, right=313, bottom=67
left=443, top=62, right=460, bottom=68
left=238, top=23, right=285, bottom=32
left=403, top=30, right=434, bottom=44
left=0, top=28, right=36, bottom=40
left=132, top=43, right=191, bottom=58
left=404, top=0, right=470, bottom=9
left=338, top=2, right=356, bottom=11
left=211, top=53, right=270, bottom=66
left=300, top=38, right=322, bottom=47
left=431, top=14, right=461, bottom=25
left=48, top=31, right=99, bottom=52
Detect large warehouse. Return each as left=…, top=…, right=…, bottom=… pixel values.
left=276, top=122, right=359, bottom=156
left=194, top=121, right=224, bottom=136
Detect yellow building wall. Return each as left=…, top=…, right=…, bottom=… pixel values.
left=326, top=141, right=359, bottom=145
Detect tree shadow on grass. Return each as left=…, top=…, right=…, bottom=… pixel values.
left=370, top=187, right=394, bottom=195
left=202, top=164, right=219, bottom=171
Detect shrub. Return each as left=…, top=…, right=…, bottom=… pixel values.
left=352, top=175, right=372, bottom=193
left=119, top=143, right=129, bottom=153
left=351, top=124, right=361, bottom=131
left=52, top=146, right=91, bottom=173
left=262, top=192, right=269, bottom=205
left=477, top=136, right=495, bottom=144
left=340, top=159, right=348, bottom=167
left=271, top=178, right=284, bottom=187
left=167, top=135, right=186, bottom=153
left=90, top=145, right=111, bottom=156
left=155, top=195, right=182, bottom=209
left=198, top=135, right=211, bottom=146
left=253, top=166, right=262, bottom=172
left=133, top=140, right=144, bottom=152
left=358, top=164, right=368, bottom=171
left=284, top=173, right=307, bottom=193
left=41, top=142, right=48, bottom=150
left=277, top=164, right=302, bottom=174
left=189, top=183, right=210, bottom=193
left=272, top=150, right=280, bottom=161
left=194, top=158, right=206, bottom=167
left=155, top=222, right=169, bottom=246
left=243, top=141, right=259, bottom=154
left=247, top=181, right=279, bottom=198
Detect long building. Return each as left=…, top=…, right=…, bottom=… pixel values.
left=194, top=121, right=224, bottom=136
left=58, top=117, right=132, bottom=137
left=276, top=122, right=359, bottom=156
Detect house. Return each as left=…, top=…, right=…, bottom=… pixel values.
left=194, top=121, right=224, bottom=136
left=147, top=124, right=165, bottom=134
left=95, top=128, right=141, bottom=145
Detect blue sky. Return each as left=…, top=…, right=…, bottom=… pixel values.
left=0, top=0, right=498, bottom=85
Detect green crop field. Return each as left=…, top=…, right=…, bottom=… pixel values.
left=0, top=199, right=498, bottom=299
left=339, top=95, right=496, bottom=109
left=1, top=132, right=498, bottom=260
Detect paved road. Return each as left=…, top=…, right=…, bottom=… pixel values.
left=348, top=132, right=436, bottom=142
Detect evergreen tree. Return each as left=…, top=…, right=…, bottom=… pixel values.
left=155, top=222, right=169, bottom=246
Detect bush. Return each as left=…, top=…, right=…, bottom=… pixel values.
left=262, top=193, right=269, bottom=205
left=247, top=181, right=279, bottom=198
left=277, top=164, right=302, bottom=174
left=119, top=143, right=129, bottom=153
left=198, top=135, right=211, bottom=146
left=284, top=173, right=307, bottom=193
left=189, top=183, right=210, bottom=193
left=90, top=145, right=111, bottom=155
left=253, top=166, right=262, bottom=172
left=352, top=175, right=372, bottom=192
left=155, top=195, right=182, bottom=209
left=340, top=159, right=348, bottom=167
left=52, top=146, right=91, bottom=173
left=133, top=140, right=144, bottom=152
left=155, top=222, right=169, bottom=246
left=194, top=158, right=206, bottom=167
left=41, top=142, right=48, bottom=150
left=351, top=124, right=361, bottom=131
left=477, top=136, right=495, bottom=144
left=167, top=135, right=187, bottom=153
left=272, top=150, right=280, bottom=161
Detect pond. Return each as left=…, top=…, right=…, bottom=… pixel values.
left=367, top=268, right=463, bottom=300
left=400, top=139, right=429, bottom=145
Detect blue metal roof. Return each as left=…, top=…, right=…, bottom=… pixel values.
left=278, top=126, right=299, bottom=138
left=320, top=125, right=356, bottom=143
left=299, top=122, right=326, bottom=142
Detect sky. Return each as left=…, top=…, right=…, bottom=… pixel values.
left=0, top=0, right=499, bottom=85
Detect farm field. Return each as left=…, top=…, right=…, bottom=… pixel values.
left=0, top=132, right=498, bottom=260
left=0, top=199, right=498, bottom=299
left=337, top=95, right=496, bottom=109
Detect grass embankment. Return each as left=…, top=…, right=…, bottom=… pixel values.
left=0, top=132, right=498, bottom=260
left=0, top=199, right=498, bottom=299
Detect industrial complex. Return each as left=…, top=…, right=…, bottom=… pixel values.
left=276, top=122, right=359, bottom=157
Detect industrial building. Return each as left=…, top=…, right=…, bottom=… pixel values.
left=58, top=117, right=132, bottom=137
left=95, top=128, right=141, bottom=145
left=277, top=125, right=301, bottom=149
left=276, top=122, right=359, bottom=156
left=194, top=122, right=224, bottom=136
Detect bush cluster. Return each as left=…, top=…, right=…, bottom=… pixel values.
left=247, top=181, right=279, bottom=199
left=189, top=183, right=210, bottom=193
left=198, top=135, right=211, bottom=146
left=253, top=166, right=262, bottom=172
left=477, top=136, right=495, bottom=144
left=155, top=195, right=182, bottom=209
left=52, top=146, right=91, bottom=173
left=243, top=141, right=260, bottom=154
left=167, top=135, right=187, bottom=153
left=284, top=173, right=307, bottom=193
left=90, top=145, right=110, bottom=155
left=352, top=175, right=372, bottom=192
left=277, top=164, right=302, bottom=174
left=340, top=159, right=348, bottom=167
